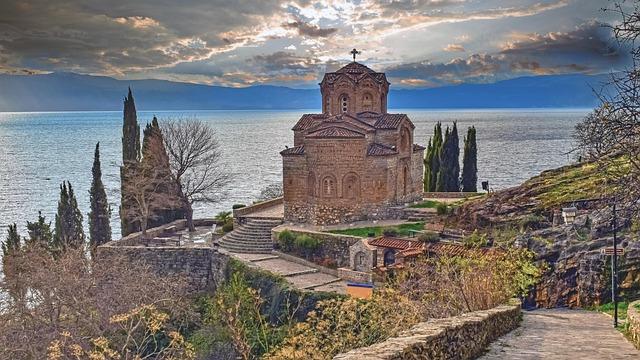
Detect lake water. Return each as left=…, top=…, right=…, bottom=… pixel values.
left=0, top=109, right=588, bottom=239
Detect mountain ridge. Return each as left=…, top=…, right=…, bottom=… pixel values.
left=0, top=72, right=609, bottom=111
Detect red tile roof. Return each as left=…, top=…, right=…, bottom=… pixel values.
left=367, top=143, right=397, bottom=156
left=280, top=145, right=305, bottom=156
left=292, top=114, right=329, bottom=131
left=373, top=114, right=409, bottom=129
left=307, top=126, right=366, bottom=139
left=368, top=236, right=422, bottom=250
left=293, top=112, right=410, bottom=132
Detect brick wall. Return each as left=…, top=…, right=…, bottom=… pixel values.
left=334, top=302, right=521, bottom=360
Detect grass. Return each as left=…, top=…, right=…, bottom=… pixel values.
left=596, top=301, right=629, bottom=321
left=329, top=222, right=425, bottom=238
left=409, top=200, right=441, bottom=209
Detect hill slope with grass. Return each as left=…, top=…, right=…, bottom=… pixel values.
left=454, top=159, right=639, bottom=308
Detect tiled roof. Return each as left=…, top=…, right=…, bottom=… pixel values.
left=367, top=143, right=397, bottom=156
left=336, top=62, right=376, bottom=74
left=292, top=114, right=329, bottom=131
left=373, top=114, right=408, bottom=129
left=413, top=144, right=426, bottom=152
left=307, top=126, right=365, bottom=139
left=424, top=242, right=495, bottom=257
left=293, top=112, right=409, bottom=132
left=368, top=237, right=422, bottom=250
left=280, top=145, right=305, bottom=156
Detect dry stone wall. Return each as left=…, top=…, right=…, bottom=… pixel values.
left=333, top=303, right=521, bottom=360
left=272, top=227, right=360, bottom=268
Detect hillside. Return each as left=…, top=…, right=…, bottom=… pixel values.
left=455, top=159, right=639, bottom=308
left=0, top=72, right=609, bottom=111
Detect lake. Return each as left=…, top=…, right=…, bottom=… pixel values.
left=0, top=108, right=588, bottom=239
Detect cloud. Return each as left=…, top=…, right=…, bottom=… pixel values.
left=385, top=22, right=627, bottom=86
left=443, top=44, right=465, bottom=52
left=285, top=45, right=297, bottom=50
left=283, top=20, right=338, bottom=38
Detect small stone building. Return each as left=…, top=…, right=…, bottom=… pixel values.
left=281, top=61, right=425, bottom=225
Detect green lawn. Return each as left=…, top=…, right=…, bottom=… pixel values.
left=597, top=301, right=629, bottom=320
left=409, top=200, right=441, bottom=209
left=329, top=222, right=425, bottom=238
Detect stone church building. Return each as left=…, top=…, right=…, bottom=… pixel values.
left=281, top=60, right=425, bottom=225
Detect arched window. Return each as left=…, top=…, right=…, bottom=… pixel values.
left=383, top=250, right=396, bottom=266
left=340, top=94, right=349, bottom=113
left=355, top=251, right=367, bottom=272
left=362, top=92, right=372, bottom=111
left=322, top=175, right=336, bottom=197
left=342, top=173, right=360, bottom=199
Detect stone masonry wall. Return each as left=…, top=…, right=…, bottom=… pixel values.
left=272, top=227, right=360, bottom=268
left=97, top=240, right=228, bottom=293
left=628, top=301, right=640, bottom=349
left=333, top=303, right=521, bottom=360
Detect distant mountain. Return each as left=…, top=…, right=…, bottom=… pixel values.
left=0, top=72, right=610, bottom=112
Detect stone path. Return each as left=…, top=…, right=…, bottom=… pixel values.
left=479, top=309, right=639, bottom=359
left=230, top=252, right=347, bottom=294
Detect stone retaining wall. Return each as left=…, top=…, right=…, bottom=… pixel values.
left=629, top=300, right=640, bottom=349
left=333, top=302, right=521, bottom=360
left=272, top=227, right=360, bottom=268
left=234, top=197, right=283, bottom=218
left=423, top=192, right=480, bottom=199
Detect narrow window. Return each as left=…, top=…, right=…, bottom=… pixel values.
left=341, top=95, right=348, bottom=113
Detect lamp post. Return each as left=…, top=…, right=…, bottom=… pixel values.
left=611, top=199, right=618, bottom=328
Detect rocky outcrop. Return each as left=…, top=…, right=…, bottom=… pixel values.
left=628, top=301, right=640, bottom=349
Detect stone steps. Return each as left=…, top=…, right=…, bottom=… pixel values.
left=219, top=217, right=282, bottom=253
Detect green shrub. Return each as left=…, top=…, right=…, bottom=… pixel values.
left=215, top=211, right=232, bottom=225
left=436, top=203, right=449, bottom=216
left=294, top=234, right=321, bottom=251
left=232, top=204, right=246, bottom=210
left=382, top=227, right=399, bottom=237
left=418, top=231, right=440, bottom=243
left=278, top=230, right=296, bottom=252
left=519, top=214, right=547, bottom=231
left=222, top=220, right=234, bottom=233
left=463, top=230, right=488, bottom=248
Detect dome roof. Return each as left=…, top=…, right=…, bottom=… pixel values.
left=335, top=62, right=376, bottom=74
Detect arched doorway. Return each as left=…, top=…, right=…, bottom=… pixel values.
left=342, top=173, right=360, bottom=199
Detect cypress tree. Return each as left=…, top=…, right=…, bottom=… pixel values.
left=435, top=127, right=450, bottom=192
left=1, top=223, right=21, bottom=258
left=120, top=87, right=141, bottom=236
left=423, top=137, right=432, bottom=191
left=53, top=181, right=85, bottom=252
left=462, top=126, right=478, bottom=192
left=450, top=121, right=460, bottom=191
left=426, top=122, right=443, bottom=192
left=89, top=142, right=112, bottom=257
left=26, top=211, right=53, bottom=249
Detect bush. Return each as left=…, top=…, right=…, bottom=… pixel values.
left=382, top=227, right=399, bottom=237
left=294, top=235, right=321, bottom=251
left=232, top=204, right=246, bottom=210
left=215, top=211, right=232, bottom=225
left=463, top=229, right=488, bottom=248
left=418, top=231, right=440, bottom=243
left=519, top=214, right=547, bottom=231
left=278, top=230, right=296, bottom=252
left=436, top=203, right=449, bottom=216
left=222, top=220, right=234, bottom=233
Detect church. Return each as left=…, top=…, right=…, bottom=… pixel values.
left=281, top=52, right=425, bottom=225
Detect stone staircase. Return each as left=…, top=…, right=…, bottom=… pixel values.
left=403, top=207, right=437, bottom=222
left=218, top=218, right=282, bottom=253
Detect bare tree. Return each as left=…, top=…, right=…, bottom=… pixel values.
left=162, top=118, right=230, bottom=232
left=121, top=134, right=182, bottom=235
left=574, top=1, right=640, bottom=215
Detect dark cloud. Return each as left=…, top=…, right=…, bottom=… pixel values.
left=385, top=22, right=628, bottom=86
left=283, top=20, right=338, bottom=38
left=249, top=51, right=321, bottom=73
left=0, top=0, right=285, bottom=75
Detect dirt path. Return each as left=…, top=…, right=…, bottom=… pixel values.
left=479, top=308, right=639, bottom=359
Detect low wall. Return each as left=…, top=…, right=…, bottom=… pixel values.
left=334, top=302, right=521, bottom=360
left=272, top=227, right=360, bottom=268
left=629, top=300, right=640, bottom=349
left=234, top=197, right=283, bottom=218
left=423, top=192, right=481, bottom=199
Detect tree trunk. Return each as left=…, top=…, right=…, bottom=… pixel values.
left=186, top=202, right=195, bottom=232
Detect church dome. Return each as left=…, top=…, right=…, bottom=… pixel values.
left=335, top=62, right=376, bottom=74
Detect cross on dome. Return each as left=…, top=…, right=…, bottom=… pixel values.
left=350, top=48, right=361, bottom=62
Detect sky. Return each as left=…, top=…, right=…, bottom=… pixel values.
left=0, top=0, right=631, bottom=88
